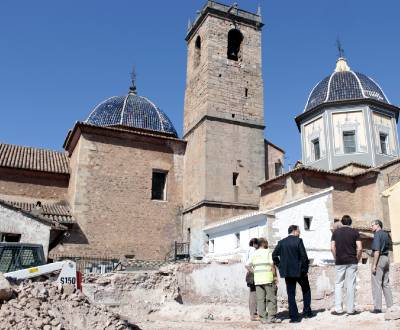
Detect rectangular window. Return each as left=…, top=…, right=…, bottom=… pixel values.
left=274, top=162, right=283, bottom=176
left=233, top=172, right=239, bottom=186
left=0, top=233, right=21, bottom=242
left=380, top=133, right=388, bottom=155
left=312, top=138, right=320, bottom=160
left=304, top=216, right=312, bottom=231
left=235, top=232, right=240, bottom=248
left=151, top=171, right=167, bottom=200
left=343, top=131, right=356, bottom=154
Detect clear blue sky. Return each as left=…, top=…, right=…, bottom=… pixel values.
left=1, top=0, right=399, bottom=167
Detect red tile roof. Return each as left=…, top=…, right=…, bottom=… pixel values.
left=0, top=143, right=69, bottom=174
left=0, top=199, right=75, bottom=225
left=259, top=165, right=380, bottom=187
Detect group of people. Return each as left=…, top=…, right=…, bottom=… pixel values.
left=245, top=216, right=393, bottom=324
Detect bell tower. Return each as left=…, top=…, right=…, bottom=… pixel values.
left=182, top=1, right=265, bottom=256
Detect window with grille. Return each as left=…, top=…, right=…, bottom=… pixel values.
left=380, top=133, right=388, bottom=155
left=343, top=131, right=356, bottom=154
left=19, top=248, right=41, bottom=268
left=312, top=138, right=320, bottom=160
left=151, top=171, right=167, bottom=200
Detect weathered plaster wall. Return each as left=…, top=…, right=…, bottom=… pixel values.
left=176, top=262, right=400, bottom=308
left=0, top=204, right=50, bottom=257
left=271, top=190, right=333, bottom=264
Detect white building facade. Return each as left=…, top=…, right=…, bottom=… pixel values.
left=204, top=188, right=334, bottom=265
left=0, top=202, right=52, bottom=258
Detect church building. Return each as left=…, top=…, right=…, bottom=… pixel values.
left=1, top=1, right=399, bottom=263
left=206, top=56, right=400, bottom=264
left=0, top=1, right=284, bottom=261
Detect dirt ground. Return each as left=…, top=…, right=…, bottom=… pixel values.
left=82, top=265, right=400, bottom=330
left=133, top=304, right=400, bottom=330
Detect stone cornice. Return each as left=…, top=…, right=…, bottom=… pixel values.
left=63, top=122, right=186, bottom=155
left=182, top=199, right=259, bottom=214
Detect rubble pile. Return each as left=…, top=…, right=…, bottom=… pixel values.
left=83, top=265, right=182, bottom=322
left=0, top=279, right=137, bottom=330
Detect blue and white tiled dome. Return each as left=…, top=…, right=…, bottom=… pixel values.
left=304, top=58, right=389, bottom=112
left=86, top=88, right=178, bottom=137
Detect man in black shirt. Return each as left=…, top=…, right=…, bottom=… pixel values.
left=370, top=219, right=393, bottom=313
left=331, top=215, right=362, bottom=315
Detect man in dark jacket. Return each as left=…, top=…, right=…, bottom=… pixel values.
left=272, top=225, right=312, bottom=322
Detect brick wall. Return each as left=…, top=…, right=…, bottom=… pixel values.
left=57, top=131, right=185, bottom=260
left=260, top=170, right=387, bottom=230
left=265, top=141, right=285, bottom=180
left=0, top=167, right=68, bottom=202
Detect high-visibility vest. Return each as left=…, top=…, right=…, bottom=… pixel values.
left=250, top=248, right=274, bottom=285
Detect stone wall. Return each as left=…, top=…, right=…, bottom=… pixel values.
left=183, top=11, right=266, bottom=256
left=57, top=131, right=185, bottom=260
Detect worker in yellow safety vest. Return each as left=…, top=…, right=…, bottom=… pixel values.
left=246, top=237, right=281, bottom=324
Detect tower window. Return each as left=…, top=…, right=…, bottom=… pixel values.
left=194, top=36, right=201, bottom=67
left=274, top=162, right=283, bottom=176
left=380, top=133, right=388, bottom=155
left=343, top=131, right=356, bottom=154
left=312, top=138, right=320, bottom=160
left=245, top=88, right=248, bottom=97
left=227, top=29, right=243, bottom=61
left=151, top=170, right=167, bottom=200
left=233, top=172, right=239, bottom=186
left=304, top=216, right=312, bottom=231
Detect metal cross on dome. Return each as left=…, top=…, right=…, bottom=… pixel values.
left=336, top=38, right=345, bottom=58
left=130, top=67, right=137, bottom=94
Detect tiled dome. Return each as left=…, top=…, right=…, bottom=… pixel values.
left=304, top=58, right=389, bottom=112
left=86, top=88, right=178, bottom=137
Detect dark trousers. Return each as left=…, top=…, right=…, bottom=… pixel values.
left=285, top=275, right=312, bottom=319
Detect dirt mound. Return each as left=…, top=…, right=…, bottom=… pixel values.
left=0, top=280, right=138, bottom=330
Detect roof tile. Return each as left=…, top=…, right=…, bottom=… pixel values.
left=0, top=199, right=75, bottom=224
left=0, top=143, right=69, bottom=174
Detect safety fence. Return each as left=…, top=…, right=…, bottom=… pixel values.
left=52, top=255, right=119, bottom=274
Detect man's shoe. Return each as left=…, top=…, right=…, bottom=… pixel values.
left=331, top=310, right=345, bottom=316
left=250, top=315, right=260, bottom=321
left=346, top=311, right=360, bottom=316
left=303, top=311, right=316, bottom=318
left=370, top=309, right=382, bottom=314
left=289, top=318, right=301, bottom=323
left=267, top=317, right=282, bottom=324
